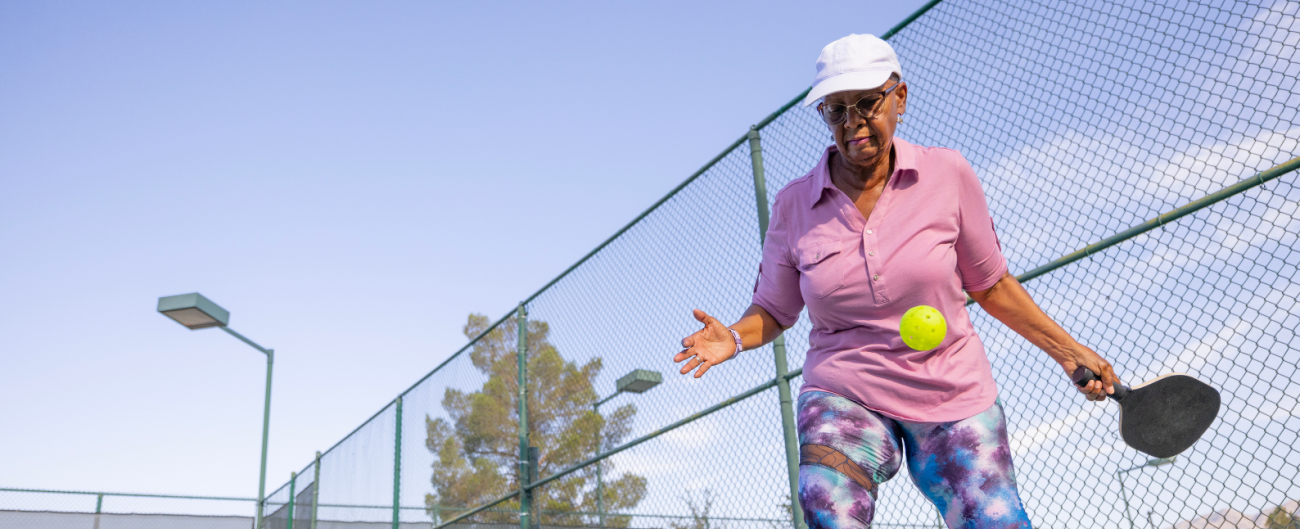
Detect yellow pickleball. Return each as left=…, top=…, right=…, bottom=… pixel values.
left=900, top=305, right=947, bottom=351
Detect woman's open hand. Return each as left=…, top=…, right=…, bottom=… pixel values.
left=674, top=309, right=737, bottom=378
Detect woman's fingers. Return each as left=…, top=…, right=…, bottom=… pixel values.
left=694, top=358, right=713, bottom=378
left=1087, top=380, right=1105, bottom=401
left=693, top=308, right=712, bottom=324
left=1098, top=362, right=1121, bottom=396
left=1065, top=346, right=1120, bottom=402
left=678, top=354, right=697, bottom=375
left=680, top=329, right=701, bottom=348
left=677, top=353, right=710, bottom=377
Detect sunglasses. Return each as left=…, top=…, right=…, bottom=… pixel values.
left=816, top=81, right=902, bottom=126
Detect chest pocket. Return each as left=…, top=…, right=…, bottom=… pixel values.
left=797, top=240, right=850, bottom=299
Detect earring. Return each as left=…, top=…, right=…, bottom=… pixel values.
left=898, top=114, right=904, bottom=123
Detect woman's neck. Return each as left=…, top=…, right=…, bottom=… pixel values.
left=831, top=146, right=894, bottom=196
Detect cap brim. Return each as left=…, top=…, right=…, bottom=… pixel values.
left=801, top=69, right=895, bottom=106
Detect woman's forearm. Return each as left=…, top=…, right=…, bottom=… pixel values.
left=730, top=303, right=788, bottom=352
left=969, top=272, right=1080, bottom=364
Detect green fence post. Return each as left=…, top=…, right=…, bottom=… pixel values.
left=748, top=126, right=805, bottom=529
left=287, top=471, right=297, bottom=529
left=93, top=493, right=103, bottom=529
left=394, top=397, right=403, bottom=529
left=516, top=303, right=531, bottom=529
left=312, top=451, right=321, bottom=529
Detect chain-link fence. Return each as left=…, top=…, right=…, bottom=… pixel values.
left=257, top=0, right=1299, bottom=528
left=0, top=487, right=257, bottom=528
left=8, top=0, right=1297, bottom=528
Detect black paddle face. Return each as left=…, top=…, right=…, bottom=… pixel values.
left=1073, top=368, right=1222, bottom=458
left=1119, top=374, right=1221, bottom=458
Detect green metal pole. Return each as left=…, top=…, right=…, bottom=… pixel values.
left=594, top=400, right=605, bottom=528
left=516, top=303, right=531, bottom=529
left=256, top=349, right=274, bottom=529
left=393, top=397, right=403, bottom=529
left=287, top=471, right=297, bottom=529
left=596, top=453, right=604, bottom=528
left=311, top=451, right=321, bottom=529
left=94, top=493, right=103, bottom=529
left=748, top=126, right=805, bottom=529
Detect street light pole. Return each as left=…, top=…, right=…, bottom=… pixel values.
left=1116, top=457, right=1176, bottom=529
left=593, top=369, right=662, bottom=528
left=593, top=392, right=618, bottom=529
left=158, top=293, right=276, bottom=529
left=224, top=328, right=274, bottom=529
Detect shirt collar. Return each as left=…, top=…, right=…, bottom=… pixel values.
left=807, top=137, right=919, bottom=209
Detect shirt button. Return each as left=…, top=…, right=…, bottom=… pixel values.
left=873, top=274, right=880, bottom=281
left=866, top=229, right=873, bottom=234
left=814, top=253, right=820, bottom=259
left=869, top=251, right=875, bottom=256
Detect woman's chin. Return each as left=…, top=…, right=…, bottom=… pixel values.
left=843, top=145, right=879, bottom=165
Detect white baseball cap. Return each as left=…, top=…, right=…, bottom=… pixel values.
left=801, top=34, right=902, bottom=107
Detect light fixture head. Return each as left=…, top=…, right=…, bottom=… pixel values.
left=616, top=369, right=663, bottom=394
left=157, top=293, right=230, bottom=330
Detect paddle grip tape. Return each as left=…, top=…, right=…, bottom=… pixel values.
left=1072, top=367, right=1130, bottom=400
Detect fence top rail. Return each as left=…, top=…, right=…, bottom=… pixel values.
left=0, top=487, right=256, bottom=503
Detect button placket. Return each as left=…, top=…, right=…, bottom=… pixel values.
left=863, top=225, right=887, bottom=303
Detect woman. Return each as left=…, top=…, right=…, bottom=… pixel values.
left=673, top=34, right=1119, bottom=528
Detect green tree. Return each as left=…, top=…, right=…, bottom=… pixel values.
left=669, top=489, right=720, bottom=529
left=1268, top=503, right=1299, bottom=529
left=425, top=313, right=647, bottom=527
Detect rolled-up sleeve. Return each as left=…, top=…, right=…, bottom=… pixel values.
left=952, top=152, right=1009, bottom=292
left=751, top=194, right=804, bottom=328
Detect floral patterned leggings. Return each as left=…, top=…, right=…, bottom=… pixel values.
left=797, top=391, right=1032, bottom=529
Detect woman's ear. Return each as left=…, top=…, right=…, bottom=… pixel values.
left=895, top=82, right=908, bottom=116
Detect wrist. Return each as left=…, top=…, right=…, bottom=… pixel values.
left=728, top=328, right=743, bottom=355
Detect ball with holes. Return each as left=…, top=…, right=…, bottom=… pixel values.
left=899, top=305, right=947, bottom=351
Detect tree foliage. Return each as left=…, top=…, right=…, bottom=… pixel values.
left=668, top=489, right=720, bottom=529
left=1269, top=504, right=1299, bottom=529
left=425, top=313, right=647, bottom=526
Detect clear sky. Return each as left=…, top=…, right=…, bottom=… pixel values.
left=0, top=0, right=936, bottom=501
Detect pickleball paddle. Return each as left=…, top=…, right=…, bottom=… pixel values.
left=1072, top=367, right=1221, bottom=458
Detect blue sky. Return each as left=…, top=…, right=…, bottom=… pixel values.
left=0, top=0, right=936, bottom=501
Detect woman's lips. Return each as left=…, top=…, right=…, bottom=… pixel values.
left=850, top=136, right=872, bottom=146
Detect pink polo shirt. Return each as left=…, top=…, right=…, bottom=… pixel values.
left=752, top=138, right=1008, bottom=422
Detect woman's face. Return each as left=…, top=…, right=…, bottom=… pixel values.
left=824, top=79, right=907, bottom=170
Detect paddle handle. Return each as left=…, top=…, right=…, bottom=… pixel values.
left=1072, top=367, right=1130, bottom=400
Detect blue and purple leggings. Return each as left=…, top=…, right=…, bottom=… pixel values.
left=797, top=391, right=1032, bottom=529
